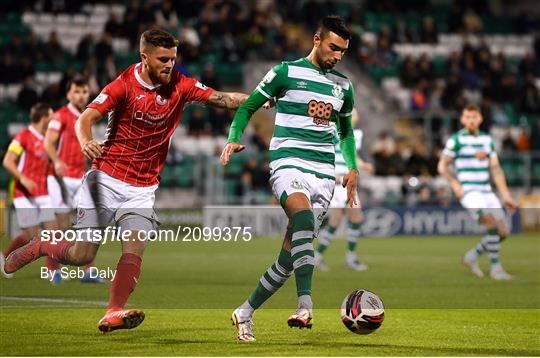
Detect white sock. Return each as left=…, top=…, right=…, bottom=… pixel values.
left=237, top=300, right=255, bottom=319
left=297, top=294, right=313, bottom=310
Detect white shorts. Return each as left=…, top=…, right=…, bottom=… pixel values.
left=47, top=175, right=83, bottom=214
left=460, top=191, right=505, bottom=222
left=270, top=168, right=335, bottom=236
left=13, top=195, right=56, bottom=229
left=73, top=169, right=159, bottom=242
left=329, top=180, right=361, bottom=209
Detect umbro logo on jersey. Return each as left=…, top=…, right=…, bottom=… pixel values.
left=136, top=94, right=145, bottom=100
left=296, top=81, right=307, bottom=88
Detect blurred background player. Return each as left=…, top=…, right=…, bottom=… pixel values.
left=44, top=75, right=104, bottom=284
left=438, top=105, right=518, bottom=280
left=4, top=28, right=250, bottom=333
left=221, top=16, right=358, bottom=341
left=1, top=103, right=61, bottom=282
left=314, top=108, right=374, bottom=272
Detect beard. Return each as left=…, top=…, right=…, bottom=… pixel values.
left=149, top=67, right=172, bottom=86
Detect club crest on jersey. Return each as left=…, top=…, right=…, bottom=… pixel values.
left=332, top=84, right=344, bottom=100
left=156, top=94, right=167, bottom=106
left=291, top=179, right=304, bottom=190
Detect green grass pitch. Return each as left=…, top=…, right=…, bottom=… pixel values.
left=1, top=233, right=539, bottom=356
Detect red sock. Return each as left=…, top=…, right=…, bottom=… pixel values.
left=108, top=253, right=142, bottom=310
left=46, top=256, right=61, bottom=271
left=39, top=240, right=74, bottom=264
left=3, top=235, right=29, bottom=257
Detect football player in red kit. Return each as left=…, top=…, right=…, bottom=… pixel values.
left=5, top=28, right=253, bottom=332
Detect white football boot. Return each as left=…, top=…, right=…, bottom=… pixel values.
left=314, top=251, right=329, bottom=272
left=490, top=265, right=513, bottom=280
left=346, top=252, right=368, bottom=271
left=462, top=250, right=484, bottom=278
left=231, top=308, right=255, bottom=342
left=0, top=252, right=14, bottom=278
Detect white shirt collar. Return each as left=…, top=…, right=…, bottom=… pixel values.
left=134, top=63, right=159, bottom=90
left=29, top=125, right=44, bottom=140
left=67, top=103, right=82, bottom=117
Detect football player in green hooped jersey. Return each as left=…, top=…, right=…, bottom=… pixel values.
left=438, top=105, right=518, bottom=281
left=220, top=16, right=358, bottom=341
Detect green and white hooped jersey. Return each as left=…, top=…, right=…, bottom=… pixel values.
left=443, top=129, right=496, bottom=193
left=335, top=129, right=363, bottom=175
left=256, top=58, right=355, bottom=180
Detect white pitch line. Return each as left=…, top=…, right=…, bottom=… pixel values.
left=0, top=296, right=107, bottom=306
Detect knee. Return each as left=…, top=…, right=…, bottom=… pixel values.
left=71, top=246, right=96, bottom=265
left=481, top=214, right=497, bottom=229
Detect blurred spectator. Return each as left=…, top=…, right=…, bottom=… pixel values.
left=405, top=143, right=431, bottom=176
left=400, top=56, right=418, bottom=88
left=17, top=76, right=39, bottom=111
left=136, top=0, right=157, bottom=27
left=43, top=31, right=63, bottom=62
left=21, top=32, right=43, bottom=62
left=411, top=80, right=429, bottom=110
left=187, top=108, right=208, bottom=137
left=519, top=52, right=539, bottom=77
left=155, top=0, right=179, bottom=33
left=0, top=54, right=22, bottom=84
left=441, top=73, right=465, bottom=110
left=392, top=17, right=416, bottom=43
left=519, top=73, right=540, bottom=114
left=105, top=13, right=122, bottom=38
left=371, top=132, right=404, bottom=175
left=201, top=63, right=222, bottom=90
left=76, top=33, right=95, bottom=62
left=420, top=17, right=438, bottom=44
left=207, top=107, right=232, bottom=136
left=95, top=32, right=114, bottom=61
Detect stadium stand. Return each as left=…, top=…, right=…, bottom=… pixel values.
left=0, top=0, right=538, bottom=206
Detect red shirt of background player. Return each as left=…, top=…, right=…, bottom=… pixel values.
left=11, top=126, right=49, bottom=198
left=87, top=63, right=213, bottom=186
left=47, top=103, right=87, bottom=179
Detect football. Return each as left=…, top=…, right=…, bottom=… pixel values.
left=340, top=289, right=385, bottom=334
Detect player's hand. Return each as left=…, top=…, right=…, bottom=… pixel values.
left=54, top=160, right=67, bottom=177
left=220, top=142, right=245, bottom=165
left=502, top=194, right=518, bottom=215
left=81, top=139, right=104, bottom=160
left=360, top=162, right=374, bottom=174
left=342, top=169, right=359, bottom=208
left=262, top=99, right=275, bottom=109
left=20, top=175, right=37, bottom=192
left=451, top=181, right=464, bottom=200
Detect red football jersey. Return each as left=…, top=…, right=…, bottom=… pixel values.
left=47, top=103, right=86, bottom=179
left=87, top=63, right=213, bottom=186
left=8, top=126, right=49, bottom=198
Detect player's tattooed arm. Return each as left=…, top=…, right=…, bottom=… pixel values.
left=438, top=154, right=463, bottom=199
left=207, top=91, right=249, bottom=109
left=75, top=108, right=104, bottom=160
left=490, top=155, right=517, bottom=210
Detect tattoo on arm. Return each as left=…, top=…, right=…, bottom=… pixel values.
left=208, top=91, right=248, bottom=109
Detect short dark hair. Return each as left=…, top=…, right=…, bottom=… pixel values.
left=317, top=15, right=351, bottom=40
left=140, top=28, right=179, bottom=52
left=30, top=103, right=52, bottom=123
left=66, top=74, right=88, bottom=93
left=463, top=104, right=481, bottom=113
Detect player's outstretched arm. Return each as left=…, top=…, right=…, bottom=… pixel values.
left=437, top=154, right=463, bottom=199
left=207, top=91, right=249, bottom=110
left=75, top=108, right=104, bottom=160
left=490, top=155, right=517, bottom=211
left=220, top=90, right=269, bottom=165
